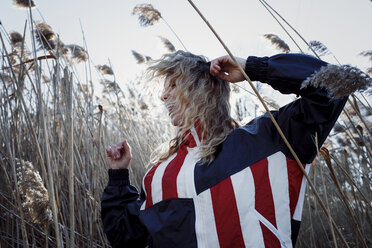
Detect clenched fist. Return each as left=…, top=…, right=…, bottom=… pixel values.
left=210, top=55, right=246, bottom=83
left=106, top=140, right=132, bottom=169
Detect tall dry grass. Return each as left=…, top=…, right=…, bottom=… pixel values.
left=0, top=3, right=371, bottom=248
left=0, top=9, right=171, bottom=247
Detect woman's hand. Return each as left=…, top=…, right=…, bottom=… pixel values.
left=106, top=140, right=132, bottom=170
left=210, top=55, right=246, bottom=83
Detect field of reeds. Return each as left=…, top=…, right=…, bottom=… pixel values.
left=1, top=1, right=371, bottom=248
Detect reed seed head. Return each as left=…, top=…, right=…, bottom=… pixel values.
left=301, top=64, right=372, bottom=99
left=132, top=4, right=162, bottom=27
left=56, top=39, right=69, bottom=55
left=359, top=50, right=372, bottom=60
left=263, top=34, right=290, bottom=53
left=13, top=0, right=35, bottom=8
left=79, top=84, right=89, bottom=93
left=132, top=50, right=145, bottom=64
left=96, top=65, right=114, bottom=75
left=158, top=36, right=175, bottom=52
left=66, top=44, right=88, bottom=63
left=100, top=79, right=121, bottom=94
left=0, top=72, right=12, bottom=83
left=34, top=22, right=56, bottom=50
left=9, top=31, right=23, bottom=45
left=308, top=40, right=329, bottom=56
left=16, top=159, right=52, bottom=225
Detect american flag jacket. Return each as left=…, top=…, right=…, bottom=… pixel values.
left=101, top=54, right=347, bottom=248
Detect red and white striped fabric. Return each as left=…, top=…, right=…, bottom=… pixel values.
left=141, top=127, right=310, bottom=248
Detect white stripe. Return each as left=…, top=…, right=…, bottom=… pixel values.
left=140, top=200, right=146, bottom=210
left=268, top=152, right=292, bottom=248
left=231, top=167, right=265, bottom=248
left=194, top=189, right=219, bottom=248
left=151, top=153, right=177, bottom=205
left=177, top=147, right=199, bottom=198
left=253, top=209, right=287, bottom=248
left=191, top=126, right=201, bottom=146
left=293, top=164, right=310, bottom=220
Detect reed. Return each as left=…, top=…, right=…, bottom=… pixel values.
left=132, top=3, right=188, bottom=51
left=158, top=36, right=176, bottom=52
left=263, top=33, right=290, bottom=53
left=0, top=10, right=171, bottom=247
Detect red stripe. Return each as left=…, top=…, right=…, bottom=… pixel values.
left=210, top=177, right=245, bottom=248
left=286, top=157, right=306, bottom=217
left=250, top=158, right=281, bottom=248
left=162, top=144, right=188, bottom=200
left=143, top=163, right=160, bottom=209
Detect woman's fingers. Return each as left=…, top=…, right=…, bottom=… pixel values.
left=106, top=147, right=113, bottom=158
left=210, top=56, right=233, bottom=77
left=210, top=64, right=221, bottom=76
left=121, top=140, right=132, bottom=160
left=106, top=140, right=131, bottom=160
left=210, top=55, right=247, bottom=83
left=105, top=140, right=132, bottom=169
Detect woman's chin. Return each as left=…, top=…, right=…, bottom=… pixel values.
left=171, top=119, right=181, bottom=127
left=170, top=116, right=182, bottom=127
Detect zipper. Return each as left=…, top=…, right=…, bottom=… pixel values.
left=253, top=209, right=288, bottom=248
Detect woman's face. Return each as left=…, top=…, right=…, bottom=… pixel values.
left=161, top=78, right=183, bottom=126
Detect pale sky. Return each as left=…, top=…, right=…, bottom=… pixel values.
left=1, top=0, right=372, bottom=101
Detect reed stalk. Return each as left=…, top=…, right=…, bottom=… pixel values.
left=27, top=6, right=63, bottom=246
left=319, top=164, right=338, bottom=248
left=320, top=148, right=368, bottom=248
left=258, top=0, right=303, bottom=53
left=258, top=0, right=320, bottom=59
left=64, top=67, right=75, bottom=248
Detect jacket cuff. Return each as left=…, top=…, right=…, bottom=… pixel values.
left=245, top=56, right=269, bottom=82
left=108, top=169, right=130, bottom=186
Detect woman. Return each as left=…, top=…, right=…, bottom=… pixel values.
left=101, top=51, right=350, bottom=248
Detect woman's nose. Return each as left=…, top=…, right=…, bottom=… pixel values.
left=161, top=90, right=168, bottom=102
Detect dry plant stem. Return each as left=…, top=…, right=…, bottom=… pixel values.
left=343, top=110, right=372, bottom=161
left=28, top=7, right=63, bottom=247
left=186, top=1, right=350, bottom=247
left=319, top=165, right=338, bottom=248
left=259, top=0, right=320, bottom=59
left=359, top=93, right=372, bottom=110
left=330, top=154, right=372, bottom=209
left=347, top=98, right=372, bottom=136
left=64, top=67, right=75, bottom=248
left=311, top=159, right=318, bottom=212
left=315, top=134, right=338, bottom=248
left=258, top=0, right=303, bottom=53
left=307, top=199, right=315, bottom=248
left=0, top=201, right=56, bottom=245
left=2, top=55, right=56, bottom=69
left=0, top=34, right=48, bottom=180
left=320, top=149, right=368, bottom=248
left=261, top=0, right=343, bottom=65
left=161, top=17, right=188, bottom=51
left=0, top=136, right=29, bottom=247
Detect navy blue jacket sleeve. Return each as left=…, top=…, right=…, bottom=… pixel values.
left=245, top=53, right=347, bottom=163
left=101, top=169, right=148, bottom=248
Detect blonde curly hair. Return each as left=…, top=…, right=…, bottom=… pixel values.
left=147, top=51, right=239, bottom=165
